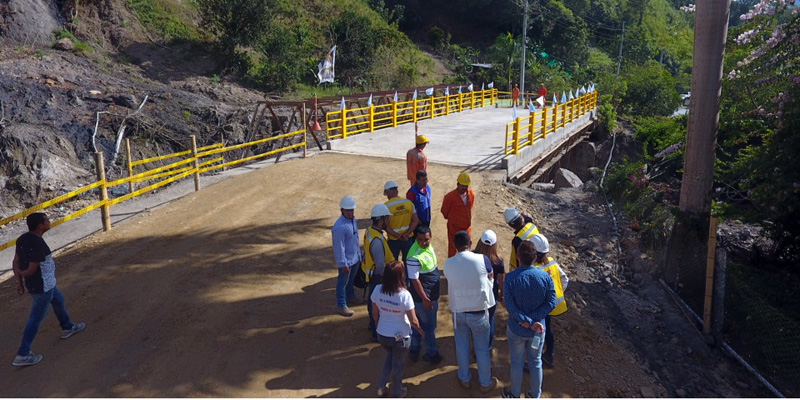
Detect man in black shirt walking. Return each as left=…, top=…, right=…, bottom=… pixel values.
left=11, top=212, right=85, bottom=367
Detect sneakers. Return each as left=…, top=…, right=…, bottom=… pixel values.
left=396, top=386, right=408, bottom=398
left=480, top=377, right=499, bottom=393
left=61, top=322, right=86, bottom=339
left=422, top=352, right=443, bottom=364
left=458, top=377, right=471, bottom=389
left=336, top=307, right=354, bottom=317
left=12, top=352, right=43, bottom=367
left=502, top=387, right=519, bottom=398
left=377, top=386, right=388, bottom=397
left=408, top=350, right=419, bottom=362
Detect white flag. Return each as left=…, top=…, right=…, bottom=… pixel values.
left=367, top=94, right=373, bottom=106
left=458, top=86, right=462, bottom=94
left=580, top=85, right=587, bottom=94
left=512, top=104, right=518, bottom=120
left=317, top=45, right=336, bottom=84
left=561, top=92, right=567, bottom=103
left=481, top=82, right=485, bottom=91
left=536, top=96, right=545, bottom=108
left=488, top=82, right=494, bottom=89
left=393, top=91, right=398, bottom=102
left=568, top=90, right=574, bottom=100
left=413, top=89, right=418, bottom=100
left=529, top=100, right=535, bottom=112
left=425, top=87, right=434, bottom=96
left=340, top=96, right=346, bottom=110
left=467, top=83, right=474, bottom=92
left=552, top=94, right=558, bottom=105
left=444, top=87, right=450, bottom=95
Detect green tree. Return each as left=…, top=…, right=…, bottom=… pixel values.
left=620, top=61, right=681, bottom=116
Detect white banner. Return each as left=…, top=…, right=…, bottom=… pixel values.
left=317, top=45, right=336, bottom=84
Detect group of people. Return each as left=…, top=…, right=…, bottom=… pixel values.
left=330, top=127, right=570, bottom=398
left=511, top=83, right=549, bottom=107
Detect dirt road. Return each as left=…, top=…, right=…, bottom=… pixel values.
left=0, top=153, right=767, bottom=397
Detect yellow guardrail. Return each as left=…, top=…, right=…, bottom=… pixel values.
left=504, top=91, right=597, bottom=155
left=325, top=88, right=497, bottom=140
left=0, top=130, right=306, bottom=252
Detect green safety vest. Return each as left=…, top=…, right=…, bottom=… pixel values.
left=408, top=241, right=437, bottom=274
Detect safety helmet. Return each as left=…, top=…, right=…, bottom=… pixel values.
left=416, top=135, right=429, bottom=145
left=384, top=180, right=398, bottom=191
left=371, top=203, right=392, bottom=218
left=339, top=195, right=357, bottom=210
left=529, top=233, right=550, bottom=253
left=480, top=230, right=497, bottom=246
left=457, top=172, right=471, bottom=186
left=503, top=208, right=522, bottom=225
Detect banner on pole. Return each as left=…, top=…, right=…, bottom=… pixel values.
left=317, top=46, right=337, bottom=84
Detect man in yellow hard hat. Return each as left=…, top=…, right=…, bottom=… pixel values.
left=407, top=122, right=428, bottom=186
left=441, top=172, right=475, bottom=257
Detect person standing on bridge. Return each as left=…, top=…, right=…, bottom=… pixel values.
left=384, top=181, right=420, bottom=263
left=538, top=84, right=548, bottom=105
left=406, top=170, right=432, bottom=229
left=512, top=84, right=521, bottom=107
left=504, top=208, right=539, bottom=272
left=441, top=172, right=475, bottom=258
left=502, top=240, right=556, bottom=399
left=331, top=195, right=362, bottom=317
left=11, top=212, right=85, bottom=367
left=407, top=123, right=428, bottom=187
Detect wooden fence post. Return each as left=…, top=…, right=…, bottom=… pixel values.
left=303, top=105, right=308, bottom=158
left=94, top=152, right=112, bottom=232
left=125, top=138, right=134, bottom=194
left=191, top=135, right=200, bottom=192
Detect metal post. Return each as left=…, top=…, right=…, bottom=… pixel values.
left=703, top=216, right=719, bottom=336
left=431, top=95, right=436, bottom=119
left=125, top=138, right=134, bottom=194
left=513, top=117, right=521, bottom=154
left=542, top=105, right=548, bottom=139
left=190, top=135, right=200, bottom=192
left=369, top=102, right=375, bottom=131
left=303, top=104, right=308, bottom=158
left=392, top=100, right=398, bottom=127
left=342, top=108, right=348, bottom=139
left=413, top=99, right=418, bottom=123
left=520, top=0, right=528, bottom=99
left=94, top=152, right=111, bottom=232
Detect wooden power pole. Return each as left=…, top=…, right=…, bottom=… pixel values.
left=666, top=0, right=731, bottom=315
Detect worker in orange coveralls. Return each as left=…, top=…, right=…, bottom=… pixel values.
left=440, top=172, right=475, bottom=257
left=407, top=122, right=428, bottom=187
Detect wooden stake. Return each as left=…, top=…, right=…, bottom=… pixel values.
left=94, top=152, right=111, bottom=231
left=703, top=216, right=719, bottom=335
left=191, top=135, right=200, bottom=192
left=125, top=138, right=134, bottom=194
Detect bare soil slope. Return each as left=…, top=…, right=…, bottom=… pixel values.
left=0, top=153, right=769, bottom=397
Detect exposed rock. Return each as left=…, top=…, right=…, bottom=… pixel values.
left=54, top=38, right=75, bottom=51
left=113, top=94, right=137, bottom=108
left=554, top=168, right=583, bottom=190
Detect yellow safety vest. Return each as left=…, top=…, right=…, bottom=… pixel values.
left=535, top=257, right=567, bottom=316
left=363, top=226, right=395, bottom=282
left=509, top=222, right=540, bottom=271
left=408, top=241, right=437, bottom=273
left=385, top=196, right=415, bottom=240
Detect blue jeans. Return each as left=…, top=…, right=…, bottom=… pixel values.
left=453, top=310, right=492, bottom=387
left=507, top=325, right=544, bottom=398
left=411, top=300, right=438, bottom=356
left=377, top=334, right=411, bottom=397
left=17, top=286, right=74, bottom=356
left=388, top=238, right=414, bottom=263
left=335, top=262, right=361, bottom=308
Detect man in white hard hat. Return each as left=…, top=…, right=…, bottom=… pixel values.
left=364, top=203, right=396, bottom=342
left=528, top=233, right=568, bottom=369
left=504, top=208, right=539, bottom=271
left=384, top=180, right=420, bottom=263
left=331, top=196, right=361, bottom=317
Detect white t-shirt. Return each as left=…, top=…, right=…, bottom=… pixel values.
left=370, top=285, right=415, bottom=338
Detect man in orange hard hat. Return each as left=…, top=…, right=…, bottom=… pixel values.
left=407, top=122, right=428, bottom=187
left=441, top=172, right=475, bottom=257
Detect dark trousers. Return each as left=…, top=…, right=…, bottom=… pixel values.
left=367, top=274, right=383, bottom=335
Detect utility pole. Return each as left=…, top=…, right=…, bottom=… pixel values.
left=665, top=0, right=731, bottom=316
left=616, top=21, right=625, bottom=77
left=519, top=0, right=528, bottom=102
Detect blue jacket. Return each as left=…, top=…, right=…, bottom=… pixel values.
left=504, top=265, right=557, bottom=337
left=331, top=214, right=360, bottom=268
left=407, top=184, right=432, bottom=225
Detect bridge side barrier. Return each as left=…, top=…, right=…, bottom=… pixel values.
left=0, top=130, right=306, bottom=252
left=504, top=91, right=597, bottom=155
left=325, top=88, right=498, bottom=140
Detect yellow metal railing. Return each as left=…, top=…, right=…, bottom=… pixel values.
left=326, top=88, right=498, bottom=140
left=504, top=91, right=597, bottom=155
left=0, top=130, right=306, bottom=252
